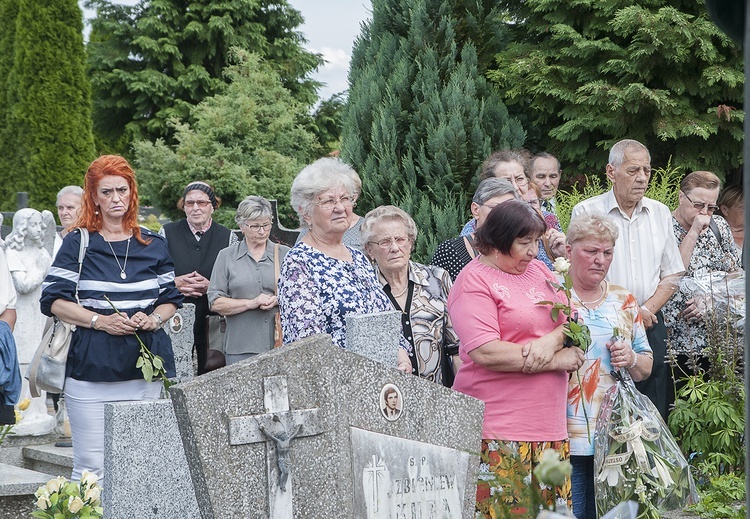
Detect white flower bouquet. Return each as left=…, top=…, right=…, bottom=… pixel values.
left=681, top=269, right=745, bottom=328
left=594, top=370, right=698, bottom=518
left=32, top=470, right=103, bottom=518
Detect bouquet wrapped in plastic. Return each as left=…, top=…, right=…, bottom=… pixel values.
left=681, top=269, right=745, bottom=328
left=594, top=370, right=698, bottom=518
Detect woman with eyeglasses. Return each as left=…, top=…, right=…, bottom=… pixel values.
left=663, top=171, right=741, bottom=385
left=161, top=181, right=237, bottom=374
left=362, top=206, right=460, bottom=386
left=207, top=196, right=288, bottom=364
left=278, top=158, right=413, bottom=372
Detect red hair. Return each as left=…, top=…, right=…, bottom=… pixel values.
left=75, top=155, right=150, bottom=245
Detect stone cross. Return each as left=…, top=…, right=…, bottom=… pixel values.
left=227, top=375, right=323, bottom=518
left=363, top=454, right=387, bottom=514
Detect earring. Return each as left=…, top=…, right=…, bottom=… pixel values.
left=95, top=210, right=99, bottom=215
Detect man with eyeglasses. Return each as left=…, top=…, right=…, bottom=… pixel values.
left=161, top=181, right=238, bottom=374
left=571, top=139, right=684, bottom=421
left=531, top=152, right=562, bottom=214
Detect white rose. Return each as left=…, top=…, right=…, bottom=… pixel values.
left=81, top=469, right=99, bottom=487
left=68, top=495, right=85, bottom=514
left=553, top=257, right=571, bottom=274
left=84, top=485, right=101, bottom=504
left=36, top=494, right=51, bottom=510
left=45, top=476, right=67, bottom=494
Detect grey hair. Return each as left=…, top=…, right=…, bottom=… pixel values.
left=566, top=212, right=619, bottom=246
left=608, top=139, right=650, bottom=168
left=479, top=149, right=532, bottom=181
left=56, top=185, right=83, bottom=204
left=235, top=195, right=273, bottom=226
left=361, top=205, right=418, bottom=246
left=531, top=152, right=560, bottom=172
left=290, top=157, right=360, bottom=229
left=472, top=178, right=520, bottom=205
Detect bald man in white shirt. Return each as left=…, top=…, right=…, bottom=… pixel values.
left=571, top=139, right=684, bottom=420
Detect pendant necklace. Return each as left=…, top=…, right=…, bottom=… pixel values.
left=105, top=234, right=131, bottom=280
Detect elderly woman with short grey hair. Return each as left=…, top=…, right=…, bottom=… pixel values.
left=293, top=157, right=365, bottom=250
left=431, top=178, right=519, bottom=281
left=278, top=158, right=412, bottom=372
left=362, top=206, right=460, bottom=386
left=564, top=212, right=653, bottom=519
left=208, top=196, right=289, bottom=364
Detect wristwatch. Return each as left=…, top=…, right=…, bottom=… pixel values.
left=90, top=314, right=99, bottom=330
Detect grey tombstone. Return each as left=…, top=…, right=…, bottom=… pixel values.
left=165, top=302, right=196, bottom=383
left=171, top=334, right=484, bottom=519
left=102, top=399, right=200, bottom=519
left=345, top=310, right=401, bottom=368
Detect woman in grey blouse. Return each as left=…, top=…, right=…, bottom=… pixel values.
left=208, top=196, right=289, bottom=364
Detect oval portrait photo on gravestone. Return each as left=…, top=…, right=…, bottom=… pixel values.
left=170, top=312, right=183, bottom=333
left=380, top=384, right=403, bottom=422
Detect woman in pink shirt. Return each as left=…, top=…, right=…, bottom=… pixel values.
left=448, top=200, right=584, bottom=515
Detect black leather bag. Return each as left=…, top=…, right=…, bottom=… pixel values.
left=0, top=391, right=14, bottom=425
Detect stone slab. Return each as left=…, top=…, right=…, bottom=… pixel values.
left=345, top=310, right=401, bottom=367
left=165, top=302, right=196, bottom=384
left=170, top=333, right=484, bottom=518
left=102, top=399, right=199, bottom=519
left=0, top=463, right=53, bottom=496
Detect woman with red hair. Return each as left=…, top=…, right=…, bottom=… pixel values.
left=41, top=155, right=183, bottom=480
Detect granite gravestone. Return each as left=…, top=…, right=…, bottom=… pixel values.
left=164, top=302, right=196, bottom=383
left=345, top=310, right=401, bottom=368
left=171, top=334, right=484, bottom=519
left=102, top=400, right=200, bottom=519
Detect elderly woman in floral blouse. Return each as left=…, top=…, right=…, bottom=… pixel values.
left=362, top=206, right=460, bottom=386
left=278, top=158, right=412, bottom=372
left=663, top=171, right=741, bottom=399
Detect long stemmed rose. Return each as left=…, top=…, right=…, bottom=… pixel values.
left=538, top=257, right=593, bottom=439
left=103, top=295, right=171, bottom=391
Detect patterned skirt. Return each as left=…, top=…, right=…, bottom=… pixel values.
left=475, top=439, right=572, bottom=518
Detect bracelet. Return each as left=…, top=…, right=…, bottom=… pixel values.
left=90, top=314, right=99, bottom=330
left=628, top=353, right=638, bottom=369
left=151, top=313, right=163, bottom=327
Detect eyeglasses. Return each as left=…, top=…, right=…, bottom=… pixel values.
left=681, top=191, right=719, bottom=213
left=481, top=202, right=500, bottom=210
left=513, top=175, right=529, bottom=186
left=526, top=198, right=541, bottom=207
left=316, top=196, right=356, bottom=210
left=243, top=222, right=272, bottom=232
left=368, top=236, right=410, bottom=249
left=185, top=200, right=212, bottom=208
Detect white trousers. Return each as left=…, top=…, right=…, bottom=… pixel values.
left=64, top=377, right=162, bottom=480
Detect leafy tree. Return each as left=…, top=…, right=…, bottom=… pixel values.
left=132, top=50, right=320, bottom=229
left=86, top=0, right=323, bottom=150
left=489, top=0, right=744, bottom=176
left=0, top=0, right=94, bottom=212
left=341, top=0, right=525, bottom=262
left=310, top=93, right=345, bottom=155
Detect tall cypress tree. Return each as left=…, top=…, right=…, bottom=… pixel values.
left=0, top=0, right=19, bottom=207
left=0, top=0, right=94, bottom=212
left=86, top=0, right=323, bottom=149
left=341, top=0, right=524, bottom=262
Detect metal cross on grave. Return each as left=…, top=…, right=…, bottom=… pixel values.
left=227, top=375, right=323, bottom=518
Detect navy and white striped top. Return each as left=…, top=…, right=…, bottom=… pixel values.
left=40, top=228, right=183, bottom=382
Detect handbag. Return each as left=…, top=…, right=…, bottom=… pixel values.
left=0, top=389, right=14, bottom=425
left=273, top=243, right=283, bottom=348
left=203, top=314, right=226, bottom=373
left=26, top=229, right=89, bottom=397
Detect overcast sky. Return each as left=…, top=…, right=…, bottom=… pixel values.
left=78, top=0, right=372, bottom=101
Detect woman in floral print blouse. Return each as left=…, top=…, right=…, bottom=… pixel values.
left=278, top=158, right=412, bottom=372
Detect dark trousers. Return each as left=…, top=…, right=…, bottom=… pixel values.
left=635, top=310, right=671, bottom=421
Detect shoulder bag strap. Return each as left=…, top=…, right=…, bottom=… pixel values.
left=273, top=243, right=280, bottom=296
left=708, top=218, right=722, bottom=245
left=75, top=228, right=89, bottom=303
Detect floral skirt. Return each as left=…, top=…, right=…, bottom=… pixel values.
left=476, top=439, right=572, bottom=518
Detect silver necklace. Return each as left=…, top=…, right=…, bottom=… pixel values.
left=105, top=234, right=131, bottom=279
